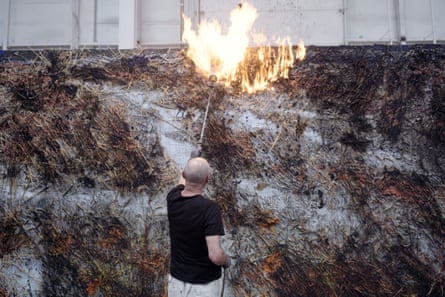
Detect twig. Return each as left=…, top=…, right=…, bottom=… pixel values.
left=269, top=125, right=283, bottom=153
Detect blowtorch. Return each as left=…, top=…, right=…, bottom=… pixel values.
left=192, top=73, right=217, bottom=158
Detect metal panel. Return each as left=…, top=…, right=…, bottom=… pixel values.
left=299, top=0, right=345, bottom=45
left=182, top=0, right=200, bottom=36
left=199, top=0, right=240, bottom=13
left=347, top=0, right=445, bottom=44
left=298, top=0, right=344, bottom=10
left=300, top=9, right=344, bottom=45
left=8, top=0, right=72, bottom=47
left=95, top=0, right=118, bottom=44
left=347, top=0, right=398, bottom=43
left=118, top=0, right=137, bottom=49
left=433, top=0, right=445, bottom=41
left=198, top=0, right=242, bottom=37
left=1, top=0, right=444, bottom=49
left=78, top=0, right=118, bottom=46
left=140, top=0, right=181, bottom=46
left=402, top=0, right=435, bottom=42
left=198, top=0, right=344, bottom=46
left=0, top=0, right=6, bottom=49
left=78, top=0, right=95, bottom=45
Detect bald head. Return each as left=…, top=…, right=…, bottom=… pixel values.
left=183, top=157, right=210, bottom=185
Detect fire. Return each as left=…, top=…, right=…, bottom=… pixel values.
left=182, top=3, right=306, bottom=93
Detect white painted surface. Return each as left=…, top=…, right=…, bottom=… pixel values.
left=347, top=0, right=398, bottom=43
left=299, top=9, right=345, bottom=45
left=118, top=0, right=137, bottom=49
left=433, top=0, right=445, bottom=41
left=0, top=0, right=8, bottom=49
left=347, top=0, right=445, bottom=44
left=0, top=0, right=444, bottom=49
left=8, top=0, right=72, bottom=47
left=403, top=0, right=436, bottom=42
left=79, top=0, right=118, bottom=46
left=95, top=0, right=118, bottom=44
left=201, top=0, right=345, bottom=45
left=139, top=0, right=181, bottom=46
left=78, top=0, right=96, bottom=45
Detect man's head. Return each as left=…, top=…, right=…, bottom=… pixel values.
left=183, top=157, right=210, bottom=185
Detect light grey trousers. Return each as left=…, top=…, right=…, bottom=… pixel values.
left=168, top=274, right=223, bottom=297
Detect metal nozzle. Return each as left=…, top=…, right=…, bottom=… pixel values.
left=209, top=73, right=217, bottom=82
left=208, top=73, right=218, bottom=88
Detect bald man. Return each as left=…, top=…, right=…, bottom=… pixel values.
left=167, top=157, right=231, bottom=297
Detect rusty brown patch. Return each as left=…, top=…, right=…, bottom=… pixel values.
left=263, top=252, right=282, bottom=274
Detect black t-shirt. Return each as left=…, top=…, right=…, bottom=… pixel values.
left=167, top=184, right=225, bottom=284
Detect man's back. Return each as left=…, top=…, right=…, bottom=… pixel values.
left=167, top=184, right=224, bottom=284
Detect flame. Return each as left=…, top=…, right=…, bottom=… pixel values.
left=182, top=3, right=306, bottom=93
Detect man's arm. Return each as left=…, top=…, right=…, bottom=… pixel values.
left=178, top=171, right=185, bottom=186
left=206, top=235, right=230, bottom=267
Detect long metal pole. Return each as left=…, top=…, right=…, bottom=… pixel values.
left=93, top=0, right=98, bottom=43
left=180, top=0, right=184, bottom=43
left=342, top=0, right=348, bottom=45
left=396, top=0, right=407, bottom=43
left=198, top=75, right=217, bottom=147
left=430, top=0, right=437, bottom=44
left=199, top=92, right=211, bottom=145
left=387, top=0, right=393, bottom=44
left=198, top=0, right=201, bottom=25
left=2, top=0, right=12, bottom=50
left=72, top=0, right=80, bottom=49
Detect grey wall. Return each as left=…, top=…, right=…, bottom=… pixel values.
left=139, top=0, right=181, bottom=46
left=8, top=0, right=72, bottom=47
left=347, top=0, right=445, bottom=44
left=77, top=0, right=119, bottom=46
left=0, top=0, right=444, bottom=50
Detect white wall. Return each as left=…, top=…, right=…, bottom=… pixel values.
left=432, top=0, right=445, bottom=41
left=0, top=0, right=118, bottom=49
left=347, top=0, right=445, bottom=44
left=0, top=0, right=444, bottom=50
left=198, top=0, right=345, bottom=46
left=139, top=0, right=181, bottom=46
left=79, top=0, right=119, bottom=46
left=402, top=0, right=445, bottom=42
left=8, top=0, right=73, bottom=47
left=197, top=0, right=445, bottom=46
left=200, top=0, right=343, bottom=45
left=0, top=0, right=7, bottom=49
left=347, top=0, right=398, bottom=44
left=298, top=0, right=345, bottom=45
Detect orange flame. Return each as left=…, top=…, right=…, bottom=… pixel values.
left=182, top=3, right=305, bottom=93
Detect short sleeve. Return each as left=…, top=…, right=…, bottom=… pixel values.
left=167, top=185, right=184, bottom=202
left=204, top=203, right=225, bottom=236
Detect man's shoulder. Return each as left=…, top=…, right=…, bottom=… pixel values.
left=197, top=196, right=221, bottom=211
left=197, top=194, right=215, bottom=204
left=167, top=184, right=185, bottom=200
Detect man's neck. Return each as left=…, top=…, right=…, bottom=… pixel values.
left=181, top=184, right=203, bottom=197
